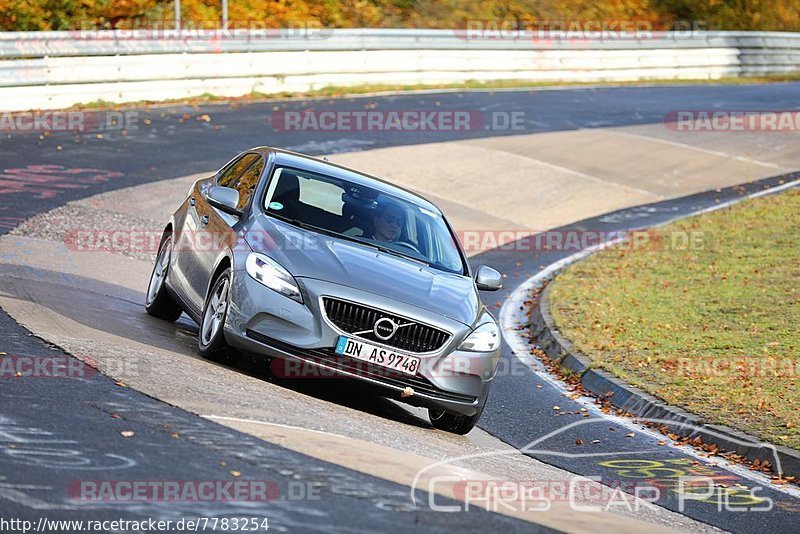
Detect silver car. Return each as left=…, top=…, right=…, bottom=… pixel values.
left=145, top=147, right=503, bottom=434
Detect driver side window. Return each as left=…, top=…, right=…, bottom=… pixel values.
left=217, top=153, right=259, bottom=188
left=230, top=157, right=265, bottom=210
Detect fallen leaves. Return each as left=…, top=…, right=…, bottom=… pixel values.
left=750, top=459, right=773, bottom=473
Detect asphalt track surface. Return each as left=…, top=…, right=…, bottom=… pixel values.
left=1, top=84, right=800, bottom=532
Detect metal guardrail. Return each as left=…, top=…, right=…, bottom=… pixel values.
left=0, top=29, right=797, bottom=111
left=2, top=29, right=799, bottom=58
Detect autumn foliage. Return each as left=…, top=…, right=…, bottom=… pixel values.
left=0, top=0, right=798, bottom=32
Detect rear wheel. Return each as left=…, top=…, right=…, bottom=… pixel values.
left=198, top=269, right=237, bottom=364
left=145, top=235, right=183, bottom=321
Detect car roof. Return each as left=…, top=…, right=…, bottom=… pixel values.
left=249, top=146, right=442, bottom=213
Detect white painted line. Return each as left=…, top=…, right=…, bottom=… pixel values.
left=201, top=414, right=355, bottom=440
left=498, top=178, right=800, bottom=496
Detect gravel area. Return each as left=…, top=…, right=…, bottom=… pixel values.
left=9, top=202, right=161, bottom=263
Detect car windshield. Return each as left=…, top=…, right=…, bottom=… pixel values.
left=263, top=166, right=466, bottom=274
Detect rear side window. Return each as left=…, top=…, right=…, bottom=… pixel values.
left=217, top=153, right=259, bottom=188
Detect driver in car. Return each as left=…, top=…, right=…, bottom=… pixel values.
left=371, top=199, right=405, bottom=243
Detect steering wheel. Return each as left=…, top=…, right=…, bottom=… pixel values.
left=393, top=240, right=421, bottom=254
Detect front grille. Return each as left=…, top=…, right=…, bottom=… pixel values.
left=245, top=330, right=476, bottom=404
left=322, top=297, right=450, bottom=353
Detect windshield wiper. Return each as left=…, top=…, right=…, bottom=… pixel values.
left=373, top=245, right=430, bottom=267
left=268, top=213, right=430, bottom=266
left=330, top=232, right=430, bottom=266
left=270, top=214, right=339, bottom=238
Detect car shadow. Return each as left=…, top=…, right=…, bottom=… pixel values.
left=0, top=263, right=431, bottom=429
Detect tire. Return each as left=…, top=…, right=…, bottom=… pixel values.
left=198, top=268, right=237, bottom=364
left=145, top=234, right=183, bottom=322
left=428, top=389, right=489, bottom=435
left=428, top=409, right=481, bottom=435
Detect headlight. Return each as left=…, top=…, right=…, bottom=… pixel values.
left=245, top=253, right=303, bottom=303
left=458, top=321, right=500, bottom=352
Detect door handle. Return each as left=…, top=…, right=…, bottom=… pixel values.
left=201, top=214, right=210, bottom=225
left=189, top=196, right=196, bottom=206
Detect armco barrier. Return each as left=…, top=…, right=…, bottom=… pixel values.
left=0, top=29, right=798, bottom=111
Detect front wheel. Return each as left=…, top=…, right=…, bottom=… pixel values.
left=429, top=388, right=489, bottom=435
left=198, top=269, right=237, bottom=364
left=145, top=234, right=183, bottom=321
left=428, top=409, right=482, bottom=435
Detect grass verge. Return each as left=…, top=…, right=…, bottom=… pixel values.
left=67, top=72, right=800, bottom=111
left=548, top=188, right=800, bottom=450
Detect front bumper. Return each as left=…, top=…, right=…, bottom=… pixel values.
left=223, top=271, right=500, bottom=416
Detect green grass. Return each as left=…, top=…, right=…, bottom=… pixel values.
left=63, top=72, right=800, bottom=112
left=548, top=188, right=800, bottom=450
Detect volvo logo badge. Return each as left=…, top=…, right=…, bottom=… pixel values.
left=373, top=318, right=397, bottom=340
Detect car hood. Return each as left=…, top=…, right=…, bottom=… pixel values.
left=246, top=215, right=480, bottom=326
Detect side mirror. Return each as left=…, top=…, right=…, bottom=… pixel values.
left=475, top=265, right=502, bottom=291
left=206, top=186, right=242, bottom=216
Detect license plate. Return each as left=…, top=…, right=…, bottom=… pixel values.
left=334, top=336, right=421, bottom=376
